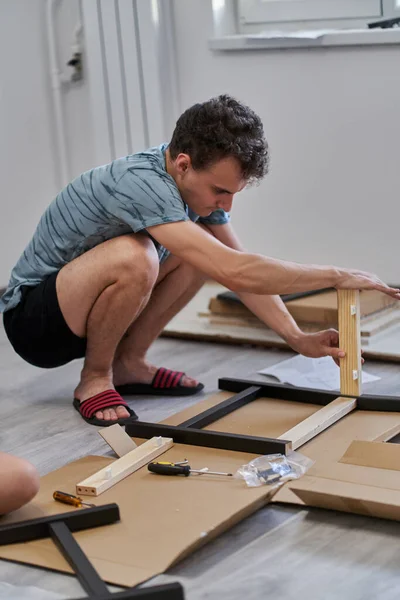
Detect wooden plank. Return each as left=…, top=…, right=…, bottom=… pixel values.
left=358, top=290, right=397, bottom=317
left=373, top=422, right=400, bottom=442
left=99, top=423, right=137, bottom=457
left=338, top=289, right=362, bottom=396
left=340, top=440, right=400, bottom=471
left=76, top=437, right=173, bottom=496
left=278, top=396, right=357, bottom=450
left=359, top=307, right=400, bottom=337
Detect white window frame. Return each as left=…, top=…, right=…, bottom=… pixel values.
left=237, top=0, right=400, bottom=33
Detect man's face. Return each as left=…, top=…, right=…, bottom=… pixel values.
left=169, top=153, right=247, bottom=217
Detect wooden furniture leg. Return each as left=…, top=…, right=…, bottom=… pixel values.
left=338, top=289, right=362, bottom=396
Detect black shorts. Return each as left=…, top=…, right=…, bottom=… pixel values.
left=3, top=272, right=86, bottom=368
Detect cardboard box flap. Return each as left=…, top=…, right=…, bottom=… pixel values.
left=290, top=476, right=400, bottom=521
left=339, top=440, right=400, bottom=471
left=273, top=447, right=400, bottom=511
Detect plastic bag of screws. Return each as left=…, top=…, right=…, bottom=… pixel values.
left=235, top=452, right=314, bottom=488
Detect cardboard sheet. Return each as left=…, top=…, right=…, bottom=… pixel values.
left=289, top=446, right=400, bottom=521
left=0, top=442, right=274, bottom=587
left=1, top=391, right=400, bottom=586
left=339, top=440, right=400, bottom=471
left=273, top=418, right=400, bottom=508
left=292, top=477, right=400, bottom=521
left=208, top=288, right=396, bottom=325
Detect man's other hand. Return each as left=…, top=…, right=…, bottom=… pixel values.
left=289, top=329, right=364, bottom=367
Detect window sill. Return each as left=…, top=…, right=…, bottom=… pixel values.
left=209, top=28, right=400, bottom=51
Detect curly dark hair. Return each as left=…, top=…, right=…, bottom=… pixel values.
left=169, top=94, right=269, bottom=185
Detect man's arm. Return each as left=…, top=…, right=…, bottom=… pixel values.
left=204, top=222, right=306, bottom=346
left=204, top=222, right=351, bottom=362
left=206, top=222, right=371, bottom=363
left=147, top=220, right=399, bottom=298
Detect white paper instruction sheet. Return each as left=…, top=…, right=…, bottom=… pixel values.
left=258, top=355, right=380, bottom=391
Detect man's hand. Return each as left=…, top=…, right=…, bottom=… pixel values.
left=336, top=269, right=400, bottom=299
left=289, top=329, right=365, bottom=367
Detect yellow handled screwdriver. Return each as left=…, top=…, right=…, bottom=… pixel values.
left=53, top=490, right=95, bottom=508
left=148, top=462, right=233, bottom=477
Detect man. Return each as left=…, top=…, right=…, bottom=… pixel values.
left=1, top=95, right=399, bottom=427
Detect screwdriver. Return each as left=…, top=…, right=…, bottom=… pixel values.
left=53, top=490, right=95, bottom=508
left=148, top=461, right=233, bottom=477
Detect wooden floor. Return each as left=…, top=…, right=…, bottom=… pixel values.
left=1, top=320, right=400, bottom=599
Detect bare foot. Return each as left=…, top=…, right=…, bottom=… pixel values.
left=74, top=374, right=130, bottom=421
left=113, top=358, right=199, bottom=388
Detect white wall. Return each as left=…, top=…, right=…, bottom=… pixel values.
left=1, top=0, right=399, bottom=288
left=55, top=0, right=94, bottom=179
left=0, top=0, right=174, bottom=289
left=0, top=0, right=94, bottom=287
left=172, top=0, right=400, bottom=283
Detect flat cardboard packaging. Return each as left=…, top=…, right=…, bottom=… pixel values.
left=1, top=392, right=400, bottom=587
left=277, top=442, right=400, bottom=521
left=208, top=289, right=396, bottom=326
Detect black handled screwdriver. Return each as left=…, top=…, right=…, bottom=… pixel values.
left=148, top=461, right=232, bottom=477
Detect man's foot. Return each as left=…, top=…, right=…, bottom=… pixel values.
left=74, top=376, right=130, bottom=421
left=113, top=359, right=199, bottom=389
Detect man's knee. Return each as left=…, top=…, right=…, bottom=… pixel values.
left=112, top=234, right=159, bottom=290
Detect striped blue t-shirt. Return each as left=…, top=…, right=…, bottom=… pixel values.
left=0, top=144, right=229, bottom=312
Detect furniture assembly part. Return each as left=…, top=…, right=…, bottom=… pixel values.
left=279, top=396, right=357, bottom=450
left=77, top=437, right=174, bottom=496
left=72, top=584, right=185, bottom=600
left=218, top=378, right=341, bottom=403
left=179, top=386, right=263, bottom=428
left=125, top=421, right=291, bottom=455
left=0, top=504, right=185, bottom=600
left=0, top=503, right=120, bottom=545
left=49, top=520, right=110, bottom=597
left=338, top=289, right=362, bottom=396
left=219, top=378, right=400, bottom=412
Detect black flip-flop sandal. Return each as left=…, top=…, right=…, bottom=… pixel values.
left=115, top=367, right=204, bottom=397
left=73, top=390, right=138, bottom=426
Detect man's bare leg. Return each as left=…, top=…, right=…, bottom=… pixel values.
left=113, top=254, right=207, bottom=388
left=56, top=233, right=160, bottom=421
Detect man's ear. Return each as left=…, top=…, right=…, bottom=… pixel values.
left=175, top=153, right=191, bottom=176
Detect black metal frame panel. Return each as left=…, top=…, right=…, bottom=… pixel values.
left=49, top=521, right=111, bottom=597
left=218, top=378, right=341, bottom=404
left=357, top=395, right=400, bottom=412
left=179, top=386, right=262, bottom=428
left=125, top=421, right=290, bottom=455
left=73, top=585, right=184, bottom=600
left=0, top=503, right=120, bottom=545
left=0, top=504, right=184, bottom=600
left=126, top=376, right=400, bottom=456
left=219, top=378, right=400, bottom=412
